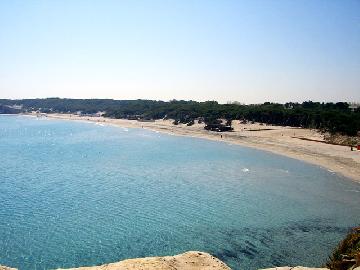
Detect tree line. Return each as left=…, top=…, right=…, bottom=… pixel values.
left=0, top=98, right=359, bottom=136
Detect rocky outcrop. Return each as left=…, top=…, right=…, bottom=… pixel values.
left=326, top=227, right=360, bottom=270
left=0, top=265, right=17, bottom=270
left=55, top=251, right=231, bottom=270
left=10, top=251, right=360, bottom=270
left=0, top=263, right=332, bottom=270
left=0, top=256, right=333, bottom=270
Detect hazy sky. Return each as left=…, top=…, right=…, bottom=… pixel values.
left=0, top=0, right=359, bottom=104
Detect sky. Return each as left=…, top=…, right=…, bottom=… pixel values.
left=0, top=0, right=359, bottom=104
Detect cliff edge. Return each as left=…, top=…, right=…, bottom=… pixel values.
left=0, top=266, right=16, bottom=270
left=56, top=251, right=231, bottom=270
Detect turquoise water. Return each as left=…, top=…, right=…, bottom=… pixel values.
left=0, top=115, right=359, bottom=270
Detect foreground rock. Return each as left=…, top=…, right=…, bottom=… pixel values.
left=0, top=266, right=16, bottom=270
left=0, top=254, right=333, bottom=270
left=56, top=251, right=231, bottom=270
left=326, top=227, right=360, bottom=270
left=0, top=253, right=334, bottom=270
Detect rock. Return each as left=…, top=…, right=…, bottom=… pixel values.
left=0, top=265, right=17, bottom=270
left=55, top=251, right=231, bottom=270
left=0, top=254, right=334, bottom=270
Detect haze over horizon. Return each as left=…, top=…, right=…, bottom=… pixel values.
left=0, top=0, right=359, bottom=104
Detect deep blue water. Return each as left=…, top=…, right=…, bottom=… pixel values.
left=0, top=115, right=359, bottom=270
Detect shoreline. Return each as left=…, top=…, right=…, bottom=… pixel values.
left=28, top=113, right=360, bottom=183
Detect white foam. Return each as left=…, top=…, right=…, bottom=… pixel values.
left=345, top=189, right=360, bottom=193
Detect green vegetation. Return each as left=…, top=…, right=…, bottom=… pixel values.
left=0, top=98, right=359, bottom=136
left=326, top=227, right=360, bottom=270
left=0, top=104, right=21, bottom=114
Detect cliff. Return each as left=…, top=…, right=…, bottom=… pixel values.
left=326, top=227, right=360, bottom=270
left=55, top=251, right=231, bottom=270
left=1, top=252, right=332, bottom=270
left=0, top=266, right=16, bottom=270
left=55, top=253, right=340, bottom=270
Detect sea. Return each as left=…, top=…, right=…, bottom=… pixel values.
left=0, top=115, right=359, bottom=270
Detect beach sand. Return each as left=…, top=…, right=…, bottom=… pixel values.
left=41, top=113, right=360, bottom=183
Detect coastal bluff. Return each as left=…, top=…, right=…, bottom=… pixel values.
left=1, top=252, right=334, bottom=270
left=0, top=266, right=16, bottom=270
left=55, top=252, right=231, bottom=270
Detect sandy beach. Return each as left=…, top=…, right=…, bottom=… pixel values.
left=40, top=113, right=360, bottom=183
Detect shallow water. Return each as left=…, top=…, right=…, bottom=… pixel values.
left=0, top=115, right=359, bottom=270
